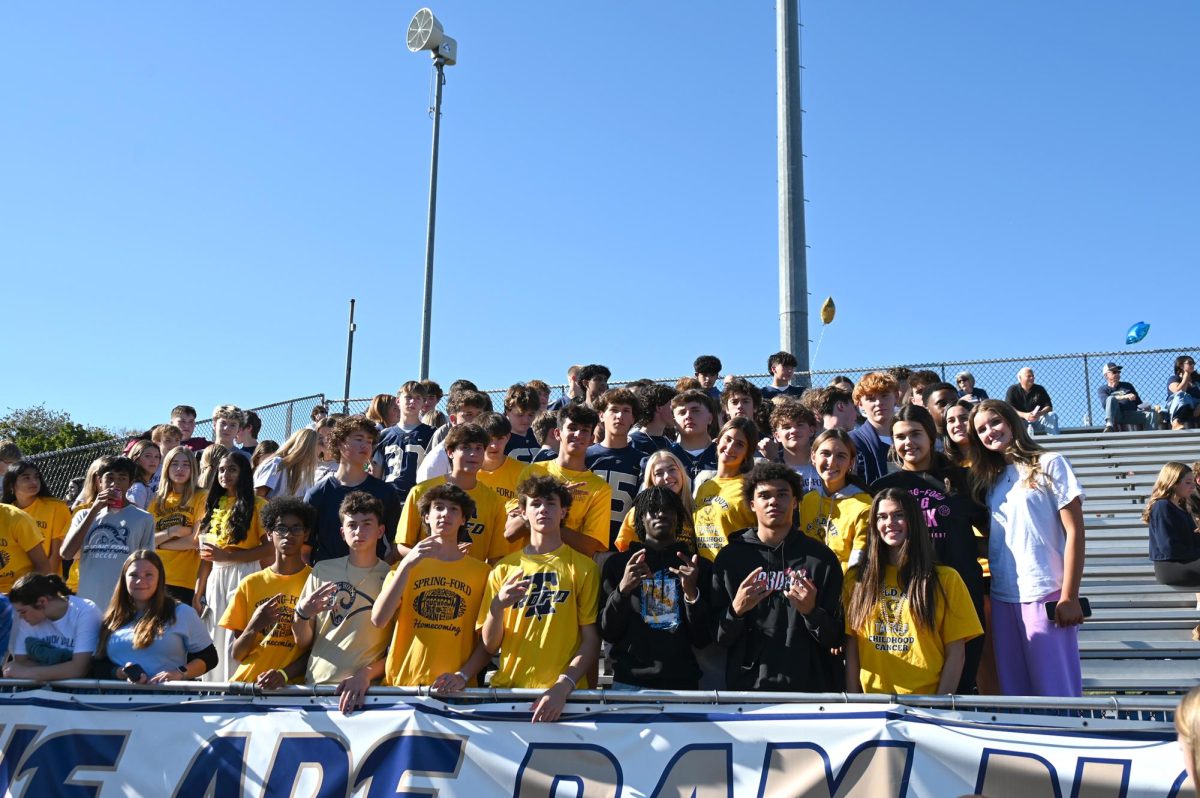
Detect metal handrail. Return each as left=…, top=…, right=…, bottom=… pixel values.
left=0, top=679, right=1183, bottom=714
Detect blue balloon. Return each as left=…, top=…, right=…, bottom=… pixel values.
left=1125, top=321, right=1150, bottom=345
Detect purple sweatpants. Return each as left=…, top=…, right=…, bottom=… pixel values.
left=990, top=591, right=1082, bottom=697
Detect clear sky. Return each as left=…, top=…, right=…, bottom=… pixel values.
left=3, top=2, right=1197, bottom=432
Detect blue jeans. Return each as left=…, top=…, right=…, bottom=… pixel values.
left=1029, top=411, right=1060, bottom=436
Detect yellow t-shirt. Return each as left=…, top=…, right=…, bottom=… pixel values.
left=207, top=495, right=268, bottom=551
left=382, top=555, right=490, bottom=686
left=398, top=477, right=509, bottom=562
left=479, top=457, right=525, bottom=503
left=300, top=557, right=392, bottom=685
left=478, top=545, right=599, bottom=689
left=613, top=504, right=696, bottom=553
left=0, top=504, right=43, bottom=593
left=692, top=475, right=756, bottom=562
left=220, top=566, right=312, bottom=683
left=507, top=462, right=612, bottom=550
left=19, top=497, right=71, bottom=560
left=799, top=488, right=871, bottom=569
left=844, top=564, right=983, bottom=695
left=149, top=490, right=208, bottom=589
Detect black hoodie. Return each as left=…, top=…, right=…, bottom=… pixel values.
left=600, top=542, right=713, bottom=689
left=711, top=526, right=843, bottom=692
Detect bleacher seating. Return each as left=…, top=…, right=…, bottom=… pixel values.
left=1041, top=429, right=1200, bottom=693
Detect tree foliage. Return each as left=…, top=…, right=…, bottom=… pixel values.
left=0, top=405, right=116, bottom=456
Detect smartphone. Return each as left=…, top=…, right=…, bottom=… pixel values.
left=1044, top=597, right=1092, bottom=621
left=123, top=663, right=146, bottom=682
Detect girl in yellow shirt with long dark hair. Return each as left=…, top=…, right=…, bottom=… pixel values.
left=2, top=459, right=70, bottom=576
left=844, top=488, right=982, bottom=694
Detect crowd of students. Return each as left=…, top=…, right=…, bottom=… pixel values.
left=0, top=349, right=1151, bottom=717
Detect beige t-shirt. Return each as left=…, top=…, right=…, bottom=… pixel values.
left=299, top=557, right=392, bottom=685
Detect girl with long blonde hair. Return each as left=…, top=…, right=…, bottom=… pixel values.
left=253, top=428, right=319, bottom=499
left=1142, top=461, right=1200, bottom=640
left=967, top=399, right=1086, bottom=697
left=612, top=450, right=696, bottom=553
left=150, top=446, right=207, bottom=605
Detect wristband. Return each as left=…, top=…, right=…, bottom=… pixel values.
left=294, top=608, right=311, bottom=621
left=272, top=669, right=287, bottom=684
left=454, top=671, right=468, bottom=683
left=556, top=673, right=577, bottom=690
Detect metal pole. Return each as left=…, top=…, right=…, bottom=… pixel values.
left=418, top=58, right=446, bottom=381
left=342, top=298, right=356, bottom=414
left=1082, top=354, right=1094, bottom=427
left=777, top=0, right=810, bottom=386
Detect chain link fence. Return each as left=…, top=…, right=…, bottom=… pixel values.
left=787, top=346, right=1192, bottom=429
left=28, top=439, right=127, bottom=500
left=190, top=394, right=327, bottom=447
left=30, top=348, right=1189, bottom=500
left=27, top=394, right=327, bottom=501
left=326, top=346, right=1195, bottom=432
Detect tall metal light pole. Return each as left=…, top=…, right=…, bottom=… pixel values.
left=406, top=8, right=457, bottom=380
left=342, top=298, right=356, bottom=413
left=777, top=0, right=810, bottom=385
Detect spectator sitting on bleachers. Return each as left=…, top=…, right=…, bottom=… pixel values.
left=1004, top=367, right=1060, bottom=435
left=1167, top=355, right=1200, bottom=430
left=954, top=371, right=988, bottom=404
left=1098, top=362, right=1152, bottom=432
left=1142, top=462, right=1200, bottom=640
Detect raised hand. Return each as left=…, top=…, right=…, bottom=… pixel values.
left=731, top=567, right=770, bottom=616
left=669, top=552, right=701, bottom=601
left=618, top=550, right=651, bottom=595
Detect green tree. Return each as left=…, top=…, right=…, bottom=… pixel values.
left=0, top=405, right=116, bottom=456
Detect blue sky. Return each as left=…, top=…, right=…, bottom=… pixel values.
left=3, top=2, right=1198, bottom=432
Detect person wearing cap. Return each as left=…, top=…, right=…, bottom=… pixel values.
left=1004, top=368, right=1059, bottom=435
left=954, top=372, right=988, bottom=404
left=1098, top=363, right=1151, bottom=432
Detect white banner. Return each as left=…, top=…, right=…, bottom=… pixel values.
left=0, top=689, right=1193, bottom=797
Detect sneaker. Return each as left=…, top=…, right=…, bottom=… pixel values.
left=1103, top=426, right=1115, bottom=433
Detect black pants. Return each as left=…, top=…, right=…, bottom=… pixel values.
left=1153, top=559, right=1200, bottom=589
left=166, top=585, right=195, bottom=606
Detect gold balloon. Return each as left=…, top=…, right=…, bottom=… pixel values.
left=820, top=296, right=836, bottom=325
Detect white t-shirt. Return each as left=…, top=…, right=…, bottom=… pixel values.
left=986, top=451, right=1084, bottom=603
left=415, top=442, right=451, bottom=483
left=126, top=483, right=152, bottom=511
left=12, top=596, right=101, bottom=664
left=254, top=457, right=311, bottom=499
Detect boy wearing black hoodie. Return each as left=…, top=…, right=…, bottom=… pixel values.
left=599, top=487, right=711, bottom=690
left=711, top=462, right=843, bottom=692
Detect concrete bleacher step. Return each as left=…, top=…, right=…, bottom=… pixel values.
left=1046, top=429, right=1200, bottom=446
left=1082, top=659, right=1200, bottom=692
left=1086, top=593, right=1196, bottom=609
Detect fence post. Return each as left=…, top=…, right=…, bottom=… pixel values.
left=1082, top=354, right=1094, bottom=427
left=285, top=403, right=294, bottom=439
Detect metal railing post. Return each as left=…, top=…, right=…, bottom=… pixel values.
left=1082, top=354, right=1094, bottom=427
left=285, top=403, right=294, bottom=439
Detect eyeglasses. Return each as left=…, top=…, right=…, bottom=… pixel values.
left=271, top=525, right=306, bottom=537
